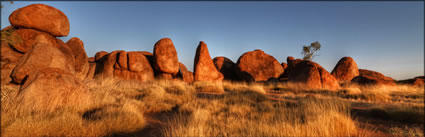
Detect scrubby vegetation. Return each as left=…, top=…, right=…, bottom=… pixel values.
left=1, top=79, right=424, bottom=136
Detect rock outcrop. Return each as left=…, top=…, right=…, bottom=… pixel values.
left=288, top=60, right=339, bottom=90
left=236, top=49, right=283, bottom=82
left=95, top=50, right=155, bottom=82
left=194, top=41, right=223, bottom=82
left=9, top=4, right=70, bottom=37
left=331, top=57, right=359, bottom=82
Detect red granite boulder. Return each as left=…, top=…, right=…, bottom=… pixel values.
left=153, top=38, right=179, bottom=75
left=331, top=57, right=359, bottom=82
left=9, top=4, right=70, bottom=37
left=194, top=41, right=223, bottom=82
left=236, top=49, right=283, bottom=82
left=288, top=60, right=339, bottom=90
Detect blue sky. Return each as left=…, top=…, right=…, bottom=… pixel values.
left=1, top=1, right=423, bottom=80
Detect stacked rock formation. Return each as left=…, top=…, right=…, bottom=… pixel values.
left=1, top=4, right=92, bottom=111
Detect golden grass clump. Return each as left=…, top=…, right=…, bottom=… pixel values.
left=193, top=81, right=225, bottom=93
left=223, top=81, right=266, bottom=94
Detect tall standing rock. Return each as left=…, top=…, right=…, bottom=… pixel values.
left=153, top=38, right=179, bottom=75
left=331, top=57, right=359, bottom=82
left=236, top=49, right=283, bottom=82
left=288, top=60, right=339, bottom=90
left=194, top=41, right=223, bottom=82
left=66, top=37, right=90, bottom=80
left=213, top=56, right=238, bottom=81
left=9, top=4, right=70, bottom=37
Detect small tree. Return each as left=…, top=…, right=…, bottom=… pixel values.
left=301, top=41, right=321, bottom=61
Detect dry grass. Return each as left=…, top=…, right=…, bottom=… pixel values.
left=1, top=79, right=194, bottom=136
left=1, top=78, right=423, bottom=136
left=163, top=95, right=358, bottom=137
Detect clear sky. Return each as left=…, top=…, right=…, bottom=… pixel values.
left=1, top=1, right=423, bottom=80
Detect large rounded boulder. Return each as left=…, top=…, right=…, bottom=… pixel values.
left=236, top=49, right=283, bottom=82
left=213, top=56, right=238, bottom=81
left=193, top=41, right=223, bottom=82
left=9, top=4, right=70, bottom=37
left=288, top=60, right=339, bottom=90
left=65, top=37, right=90, bottom=80
left=153, top=38, right=179, bottom=75
left=331, top=57, right=359, bottom=82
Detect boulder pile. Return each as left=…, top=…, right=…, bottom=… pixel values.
left=2, top=4, right=422, bottom=107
